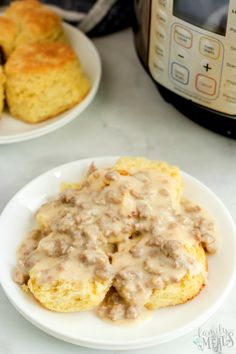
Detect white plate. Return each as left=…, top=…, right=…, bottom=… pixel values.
left=0, top=157, right=236, bottom=350
left=0, top=23, right=101, bottom=144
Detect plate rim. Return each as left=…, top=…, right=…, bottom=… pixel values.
left=0, top=23, right=101, bottom=144
left=0, top=156, right=236, bottom=350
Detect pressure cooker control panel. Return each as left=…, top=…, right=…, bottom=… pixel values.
left=148, top=0, right=236, bottom=115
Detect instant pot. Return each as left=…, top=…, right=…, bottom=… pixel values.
left=133, top=0, right=236, bottom=138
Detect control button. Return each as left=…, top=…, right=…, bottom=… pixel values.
left=153, top=59, right=164, bottom=72
left=199, top=37, right=220, bottom=59
left=156, top=9, right=167, bottom=24
left=155, top=44, right=165, bottom=57
left=171, top=62, right=189, bottom=84
left=158, top=0, right=168, bottom=8
left=156, top=25, right=166, bottom=41
left=174, top=25, right=192, bottom=48
left=195, top=74, right=216, bottom=95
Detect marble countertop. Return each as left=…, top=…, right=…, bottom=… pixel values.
left=0, top=28, right=236, bottom=354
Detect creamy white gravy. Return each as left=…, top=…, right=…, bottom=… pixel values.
left=14, top=166, right=219, bottom=322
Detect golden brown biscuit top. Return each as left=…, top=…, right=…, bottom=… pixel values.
left=5, top=0, right=62, bottom=36
left=5, top=0, right=48, bottom=16
left=0, top=16, right=17, bottom=38
left=20, top=10, right=61, bottom=37
left=5, top=42, right=78, bottom=75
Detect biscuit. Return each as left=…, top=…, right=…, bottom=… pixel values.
left=0, top=17, right=17, bottom=58
left=113, top=158, right=207, bottom=309
left=28, top=274, right=112, bottom=312
left=26, top=232, right=113, bottom=312
left=5, top=42, right=90, bottom=123
left=5, top=0, right=66, bottom=48
left=145, top=244, right=207, bottom=310
left=114, top=156, right=183, bottom=206
left=15, top=157, right=215, bottom=319
left=36, top=200, right=72, bottom=231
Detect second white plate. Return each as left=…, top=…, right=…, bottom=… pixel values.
left=0, top=23, right=101, bottom=144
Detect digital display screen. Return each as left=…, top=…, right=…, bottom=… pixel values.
left=173, top=0, right=229, bottom=36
